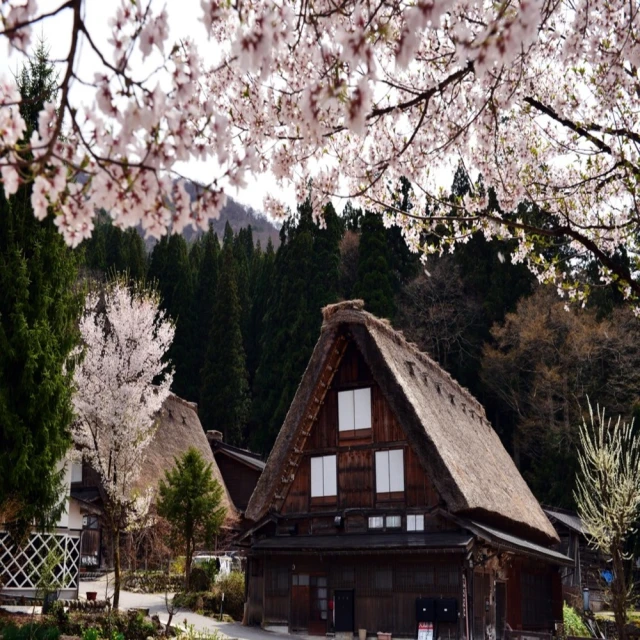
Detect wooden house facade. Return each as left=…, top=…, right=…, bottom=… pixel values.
left=543, top=507, right=606, bottom=611
left=207, top=431, right=265, bottom=512
left=242, top=301, right=571, bottom=639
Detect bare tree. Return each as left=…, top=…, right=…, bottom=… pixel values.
left=574, top=402, right=640, bottom=640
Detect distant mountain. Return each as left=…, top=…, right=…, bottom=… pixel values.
left=186, top=195, right=281, bottom=248
left=141, top=187, right=281, bottom=250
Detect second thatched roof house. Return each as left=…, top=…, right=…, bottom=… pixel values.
left=71, top=393, right=236, bottom=570
left=242, top=300, right=570, bottom=639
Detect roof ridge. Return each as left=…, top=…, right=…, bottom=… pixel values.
left=322, top=300, right=486, bottom=417
left=166, top=392, right=199, bottom=412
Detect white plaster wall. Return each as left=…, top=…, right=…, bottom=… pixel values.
left=68, top=497, right=83, bottom=531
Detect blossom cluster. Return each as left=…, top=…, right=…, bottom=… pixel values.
left=1, top=0, right=639, bottom=296
left=71, top=280, right=174, bottom=509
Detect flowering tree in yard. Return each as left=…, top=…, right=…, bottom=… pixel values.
left=0, top=0, right=639, bottom=301
left=71, top=278, right=174, bottom=608
left=574, top=402, right=640, bottom=640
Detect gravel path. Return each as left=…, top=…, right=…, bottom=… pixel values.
left=78, top=578, right=297, bottom=640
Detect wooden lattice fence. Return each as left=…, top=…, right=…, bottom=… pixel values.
left=0, top=530, right=80, bottom=598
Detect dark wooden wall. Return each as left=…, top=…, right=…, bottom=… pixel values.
left=260, top=553, right=464, bottom=637
left=506, top=558, right=562, bottom=631
left=72, top=461, right=102, bottom=489
left=281, top=340, right=440, bottom=517
left=215, top=454, right=261, bottom=511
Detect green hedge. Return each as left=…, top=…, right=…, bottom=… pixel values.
left=173, top=571, right=245, bottom=621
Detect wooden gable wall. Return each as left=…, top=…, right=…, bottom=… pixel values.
left=281, top=338, right=440, bottom=516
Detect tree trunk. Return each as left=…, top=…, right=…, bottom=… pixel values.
left=113, top=526, right=121, bottom=610
left=611, top=541, right=627, bottom=640
left=185, top=537, right=192, bottom=592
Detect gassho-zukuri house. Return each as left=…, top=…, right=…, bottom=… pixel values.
left=240, top=300, right=571, bottom=639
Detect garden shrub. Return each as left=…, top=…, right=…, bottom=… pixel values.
left=217, top=571, right=245, bottom=621
left=189, top=567, right=211, bottom=592
left=82, top=628, right=100, bottom=640
left=1, top=622, right=60, bottom=640
left=170, top=557, right=186, bottom=576
left=563, top=603, right=590, bottom=638
left=173, top=571, right=245, bottom=621
left=199, top=559, right=219, bottom=585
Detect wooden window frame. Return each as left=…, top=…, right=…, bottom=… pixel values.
left=374, top=448, right=405, bottom=499
left=337, top=387, right=373, bottom=440
left=407, top=514, right=425, bottom=532
left=310, top=454, right=338, bottom=505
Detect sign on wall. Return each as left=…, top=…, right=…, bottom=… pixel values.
left=418, top=622, right=434, bottom=640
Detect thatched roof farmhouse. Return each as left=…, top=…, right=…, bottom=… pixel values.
left=242, top=300, right=568, bottom=638
left=247, top=299, right=556, bottom=544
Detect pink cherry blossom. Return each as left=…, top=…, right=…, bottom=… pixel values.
left=0, top=0, right=638, bottom=300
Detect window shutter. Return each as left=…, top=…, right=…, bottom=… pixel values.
left=311, top=456, right=324, bottom=497
left=354, top=388, right=372, bottom=430
left=375, top=450, right=390, bottom=493
left=389, top=449, right=405, bottom=492
left=71, top=461, right=83, bottom=483
left=338, top=390, right=355, bottom=432
left=323, top=455, right=337, bottom=496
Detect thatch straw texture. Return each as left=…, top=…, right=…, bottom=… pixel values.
left=136, top=394, right=236, bottom=520
left=246, top=300, right=557, bottom=544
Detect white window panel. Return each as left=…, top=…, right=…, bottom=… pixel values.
left=338, top=390, right=355, bottom=432
left=386, top=515, right=401, bottom=528
left=407, top=514, right=425, bottom=531
left=311, top=457, right=324, bottom=497
left=311, top=455, right=337, bottom=497
left=415, top=514, right=424, bottom=531
left=354, top=388, right=372, bottom=430
left=323, top=455, right=337, bottom=496
left=375, top=450, right=390, bottom=493
left=71, top=461, right=83, bottom=483
left=369, top=516, right=384, bottom=529
left=389, top=449, right=405, bottom=492
left=407, top=515, right=416, bottom=531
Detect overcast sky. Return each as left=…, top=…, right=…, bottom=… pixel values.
left=2, top=0, right=297, bottom=215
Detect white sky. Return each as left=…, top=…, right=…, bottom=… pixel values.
left=2, top=0, right=297, bottom=214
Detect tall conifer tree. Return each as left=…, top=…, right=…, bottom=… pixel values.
left=0, top=43, right=81, bottom=536
left=251, top=200, right=341, bottom=453
left=354, top=211, right=396, bottom=319
left=149, top=235, right=195, bottom=399
left=199, top=228, right=250, bottom=444
left=193, top=228, right=220, bottom=406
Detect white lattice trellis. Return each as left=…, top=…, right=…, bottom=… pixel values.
left=0, top=531, right=80, bottom=591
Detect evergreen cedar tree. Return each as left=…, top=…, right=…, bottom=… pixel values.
left=199, top=223, right=250, bottom=445
left=157, top=447, right=226, bottom=590
left=353, top=211, right=396, bottom=320
left=0, top=43, right=81, bottom=540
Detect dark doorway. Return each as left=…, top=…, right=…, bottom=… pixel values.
left=473, top=572, right=491, bottom=640
left=335, top=589, right=354, bottom=632
left=291, top=574, right=310, bottom=632
left=496, top=582, right=506, bottom=640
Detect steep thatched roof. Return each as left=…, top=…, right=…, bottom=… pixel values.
left=136, top=394, right=236, bottom=520
left=246, top=300, right=558, bottom=544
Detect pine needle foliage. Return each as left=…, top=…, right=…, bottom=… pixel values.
left=157, top=447, right=226, bottom=591
left=0, top=42, right=81, bottom=540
